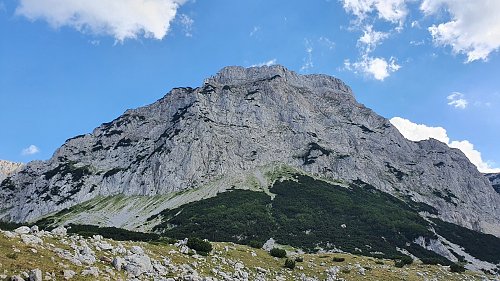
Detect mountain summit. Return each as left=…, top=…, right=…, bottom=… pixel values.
left=1, top=66, right=499, bottom=238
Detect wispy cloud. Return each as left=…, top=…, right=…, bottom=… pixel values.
left=178, top=14, right=194, bottom=37
left=341, top=0, right=408, bottom=26
left=300, top=40, right=314, bottom=72
left=250, top=59, right=277, bottom=67
left=21, top=145, right=40, bottom=156
left=15, top=0, right=188, bottom=41
left=249, top=26, right=260, bottom=37
left=447, top=92, right=468, bottom=109
left=390, top=117, right=500, bottom=173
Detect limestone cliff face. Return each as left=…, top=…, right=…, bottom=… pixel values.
left=0, top=160, right=23, bottom=182
left=485, top=173, right=500, bottom=194
left=1, top=66, right=499, bottom=236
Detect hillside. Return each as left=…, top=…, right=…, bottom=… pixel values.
left=0, top=225, right=495, bottom=281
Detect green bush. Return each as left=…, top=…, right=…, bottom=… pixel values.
left=295, top=256, right=304, bottom=262
left=284, top=259, right=296, bottom=269
left=394, top=255, right=412, bottom=268
left=6, top=253, right=17, bottom=259
left=187, top=237, right=212, bottom=254
left=375, top=260, right=384, bottom=265
left=270, top=248, right=287, bottom=258
left=332, top=257, right=345, bottom=262
left=248, top=240, right=263, bottom=249
left=450, top=263, right=466, bottom=273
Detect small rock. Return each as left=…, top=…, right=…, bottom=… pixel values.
left=14, top=226, right=31, bottom=235
left=130, top=246, right=144, bottom=255
left=30, top=226, right=39, bottom=234
left=100, top=256, right=113, bottom=263
left=96, top=242, right=113, bottom=251
left=112, top=256, right=125, bottom=271
left=81, top=267, right=99, bottom=277
left=51, top=226, right=67, bottom=236
left=28, top=269, right=42, bottom=281
left=10, top=275, right=24, bottom=281
left=21, top=234, right=43, bottom=245
left=3, top=231, right=16, bottom=239
left=62, top=270, right=75, bottom=280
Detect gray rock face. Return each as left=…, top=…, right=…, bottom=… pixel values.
left=1, top=65, right=500, bottom=237
left=0, top=160, right=23, bottom=182
left=485, top=173, right=500, bottom=194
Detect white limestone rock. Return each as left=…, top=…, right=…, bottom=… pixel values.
left=14, top=226, right=30, bottom=235
left=28, top=269, right=42, bottom=281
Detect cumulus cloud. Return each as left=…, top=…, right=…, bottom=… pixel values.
left=250, top=59, right=277, bottom=68
left=21, top=145, right=40, bottom=156
left=421, top=0, right=500, bottom=62
left=344, top=55, right=400, bottom=81
left=342, top=0, right=408, bottom=25
left=390, top=117, right=500, bottom=173
left=447, top=92, right=468, bottom=109
left=15, top=0, right=187, bottom=41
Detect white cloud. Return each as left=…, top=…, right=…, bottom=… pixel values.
left=250, top=59, right=277, bottom=68
left=390, top=117, right=500, bottom=173
left=342, top=0, right=408, bottom=25
left=358, top=25, right=389, bottom=52
left=16, top=0, right=187, bottom=41
left=344, top=55, right=400, bottom=81
left=447, top=92, right=468, bottom=109
left=421, top=0, right=500, bottom=62
left=21, top=145, right=40, bottom=156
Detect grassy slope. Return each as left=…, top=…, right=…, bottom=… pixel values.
left=0, top=229, right=492, bottom=281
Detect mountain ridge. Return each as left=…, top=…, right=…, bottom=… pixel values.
left=1, top=65, right=499, bottom=238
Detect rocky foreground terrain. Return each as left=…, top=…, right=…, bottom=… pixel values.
left=0, top=225, right=496, bottom=281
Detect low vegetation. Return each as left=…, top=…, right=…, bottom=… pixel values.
left=270, top=248, right=287, bottom=258
left=152, top=174, right=449, bottom=261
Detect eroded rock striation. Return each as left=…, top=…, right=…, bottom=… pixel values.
left=0, top=160, right=23, bottom=182
left=485, top=173, right=500, bottom=194
left=1, top=66, right=499, bottom=237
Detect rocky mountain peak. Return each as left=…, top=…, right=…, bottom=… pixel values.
left=205, top=65, right=352, bottom=94
left=1, top=65, right=499, bottom=239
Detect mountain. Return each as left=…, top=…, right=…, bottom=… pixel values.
left=1, top=66, right=500, bottom=271
left=0, top=160, right=23, bottom=182
left=485, top=173, right=500, bottom=194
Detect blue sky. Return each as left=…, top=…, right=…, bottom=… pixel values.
left=0, top=0, right=499, bottom=172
